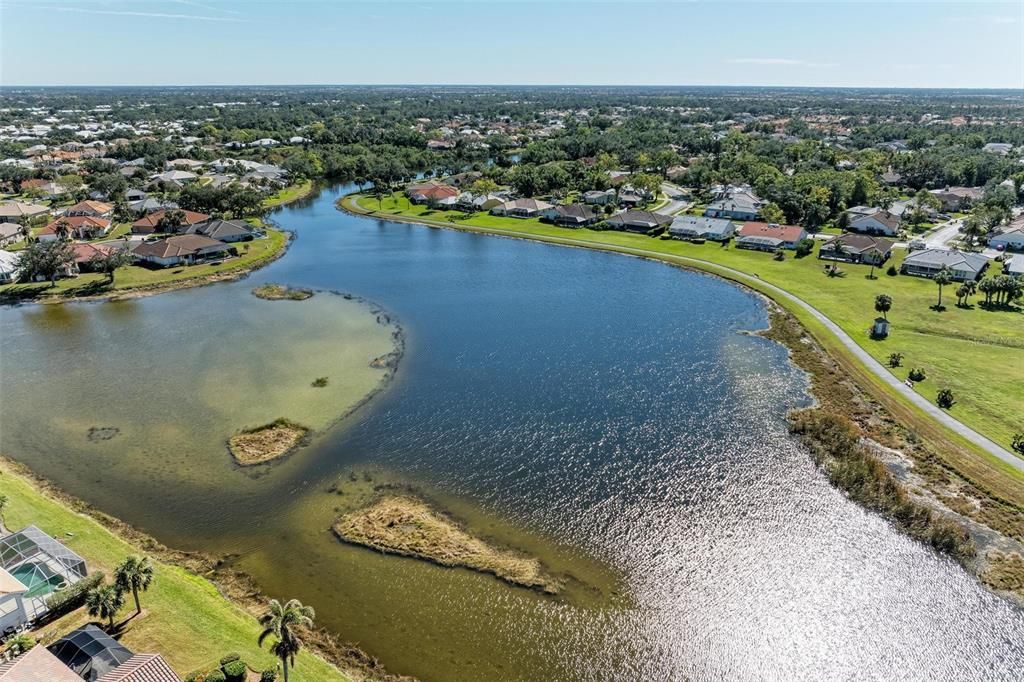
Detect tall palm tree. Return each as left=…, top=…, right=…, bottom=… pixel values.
left=114, top=555, right=154, bottom=614
left=258, top=599, right=316, bottom=682
left=933, top=266, right=953, bottom=308
left=86, top=584, right=124, bottom=630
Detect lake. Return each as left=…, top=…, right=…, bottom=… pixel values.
left=1, top=184, right=1021, bottom=681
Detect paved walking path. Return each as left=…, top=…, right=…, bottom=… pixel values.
left=348, top=198, right=1023, bottom=471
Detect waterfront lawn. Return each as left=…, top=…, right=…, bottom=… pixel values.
left=263, top=180, right=314, bottom=209
left=0, top=228, right=287, bottom=302
left=0, top=462, right=348, bottom=681
left=355, top=193, right=1024, bottom=454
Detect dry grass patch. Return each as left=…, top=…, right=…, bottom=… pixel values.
left=333, top=495, right=561, bottom=594
left=228, top=418, right=309, bottom=465
left=982, top=551, right=1024, bottom=597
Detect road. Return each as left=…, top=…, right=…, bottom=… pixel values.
left=655, top=183, right=690, bottom=216
left=920, top=217, right=964, bottom=249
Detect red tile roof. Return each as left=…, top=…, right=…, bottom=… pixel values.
left=66, top=200, right=114, bottom=215
left=96, top=654, right=180, bottom=682
left=40, top=215, right=111, bottom=235
left=738, top=221, right=806, bottom=243
left=132, top=209, right=210, bottom=230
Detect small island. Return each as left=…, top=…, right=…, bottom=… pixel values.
left=228, top=418, right=309, bottom=466
left=332, top=495, right=561, bottom=594
left=252, top=283, right=314, bottom=300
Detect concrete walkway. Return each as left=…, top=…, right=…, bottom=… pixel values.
left=347, top=197, right=1023, bottom=471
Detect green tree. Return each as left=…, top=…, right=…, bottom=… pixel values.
left=114, top=555, right=154, bottom=614
left=91, top=247, right=133, bottom=284
left=469, top=177, right=498, bottom=199
left=17, top=239, right=76, bottom=287
left=936, top=388, right=955, bottom=409
left=761, top=202, right=785, bottom=225
left=86, top=584, right=125, bottom=629
left=933, top=266, right=953, bottom=308
left=874, top=293, right=892, bottom=320
left=258, top=598, right=316, bottom=682
left=1012, top=433, right=1024, bottom=457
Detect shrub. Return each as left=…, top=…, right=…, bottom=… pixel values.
left=908, top=368, right=926, bottom=382
left=223, top=660, right=247, bottom=682
left=260, top=669, right=279, bottom=682
left=773, top=249, right=786, bottom=261
left=887, top=352, right=904, bottom=368
left=219, top=653, right=241, bottom=666
left=205, top=671, right=226, bottom=682
left=311, top=376, right=328, bottom=388
left=886, top=265, right=898, bottom=276
left=1013, top=433, right=1024, bottom=457
left=45, top=571, right=105, bottom=617
left=184, top=673, right=202, bottom=682
left=794, top=238, right=815, bottom=257
left=937, top=388, right=955, bottom=409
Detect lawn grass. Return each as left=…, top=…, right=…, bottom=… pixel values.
left=0, top=460, right=349, bottom=681
left=0, top=228, right=287, bottom=302
left=263, top=180, right=314, bottom=209
left=353, top=193, right=1024, bottom=462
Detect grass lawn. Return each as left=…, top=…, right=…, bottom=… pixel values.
left=263, top=180, right=314, bottom=209
left=0, top=228, right=287, bottom=302
left=0, top=461, right=348, bottom=681
left=354, top=193, right=1024, bottom=463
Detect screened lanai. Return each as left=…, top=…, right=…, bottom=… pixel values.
left=0, top=526, right=87, bottom=617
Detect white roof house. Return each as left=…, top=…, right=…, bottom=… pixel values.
left=900, top=249, right=989, bottom=281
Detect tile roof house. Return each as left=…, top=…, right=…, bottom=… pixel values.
left=0, top=644, right=82, bottom=682
left=605, top=210, right=674, bottom=233
left=64, top=200, right=114, bottom=218
left=0, top=201, right=50, bottom=220
left=542, top=203, right=600, bottom=226
left=581, top=189, right=617, bottom=206
left=847, top=209, right=902, bottom=237
left=132, top=234, right=235, bottom=267
left=929, top=186, right=985, bottom=211
left=180, top=218, right=255, bottom=243
left=818, top=234, right=894, bottom=265
left=490, top=198, right=554, bottom=218
left=407, top=183, right=460, bottom=206
left=39, top=215, right=112, bottom=241
left=96, top=654, right=179, bottom=682
left=668, top=215, right=737, bottom=241
left=131, top=209, right=210, bottom=235
left=900, top=249, right=989, bottom=281
left=704, top=190, right=765, bottom=221
left=736, top=222, right=808, bottom=251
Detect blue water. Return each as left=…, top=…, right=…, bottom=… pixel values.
left=1, top=184, right=1022, bottom=681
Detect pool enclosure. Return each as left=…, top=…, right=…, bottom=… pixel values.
left=49, top=624, right=135, bottom=681
left=0, top=525, right=88, bottom=627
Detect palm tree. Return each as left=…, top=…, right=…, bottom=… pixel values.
left=874, top=293, right=892, bottom=320
left=86, top=584, right=125, bottom=630
left=114, top=555, right=154, bottom=614
left=933, top=266, right=953, bottom=309
left=258, top=598, right=316, bottom=682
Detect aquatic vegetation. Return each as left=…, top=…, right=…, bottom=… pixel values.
left=333, top=495, right=561, bottom=594
left=229, top=419, right=309, bottom=466
left=253, top=283, right=314, bottom=300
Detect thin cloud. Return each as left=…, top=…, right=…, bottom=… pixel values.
left=172, top=0, right=241, bottom=15
left=727, top=58, right=836, bottom=67
left=51, top=5, right=248, bottom=22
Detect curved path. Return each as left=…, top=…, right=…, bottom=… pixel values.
left=345, top=198, right=1023, bottom=471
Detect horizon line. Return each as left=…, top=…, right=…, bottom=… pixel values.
left=2, top=83, right=1023, bottom=92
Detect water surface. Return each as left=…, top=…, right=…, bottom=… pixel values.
left=1, top=185, right=1021, bottom=681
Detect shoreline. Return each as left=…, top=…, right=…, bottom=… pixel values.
left=0, top=454, right=411, bottom=681
left=338, top=192, right=1024, bottom=605
left=1, top=180, right=317, bottom=308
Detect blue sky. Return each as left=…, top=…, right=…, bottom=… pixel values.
left=1, top=1, right=1022, bottom=88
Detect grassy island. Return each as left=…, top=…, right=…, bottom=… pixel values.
left=253, top=283, right=314, bottom=300
left=228, top=418, right=309, bottom=466
left=333, top=495, right=561, bottom=594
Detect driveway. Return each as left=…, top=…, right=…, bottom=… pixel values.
left=921, top=218, right=963, bottom=249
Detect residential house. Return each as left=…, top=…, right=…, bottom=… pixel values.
left=95, top=653, right=180, bottom=682
left=455, top=192, right=505, bottom=212
left=64, top=200, right=114, bottom=219
left=491, top=198, right=554, bottom=218
left=249, top=138, right=280, bottom=147
left=19, top=178, right=69, bottom=199
left=900, top=249, right=988, bottom=281
left=49, top=625, right=136, bottom=680
left=132, top=234, right=235, bottom=267
left=131, top=209, right=210, bottom=235
left=1005, top=256, right=1023, bottom=278
left=818, top=234, right=894, bottom=265
left=0, top=645, right=81, bottom=682
left=848, top=209, right=901, bottom=237
left=735, top=222, right=808, bottom=251
left=929, top=186, right=984, bottom=212
left=668, top=215, right=737, bottom=241
left=704, top=190, right=765, bottom=221
left=879, top=170, right=903, bottom=186
left=124, top=188, right=147, bottom=202
left=0, top=526, right=88, bottom=630
left=988, top=227, right=1024, bottom=252
left=128, top=198, right=174, bottom=216
left=542, top=203, right=600, bottom=227
left=982, top=142, right=1013, bottom=155
left=0, top=250, right=19, bottom=284
left=181, top=218, right=255, bottom=242
left=164, top=158, right=205, bottom=170
left=39, top=216, right=112, bottom=241
left=582, top=189, right=616, bottom=206
left=0, top=201, right=50, bottom=221
left=445, top=171, right=482, bottom=188
left=0, top=222, right=22, bottom=247
left=407, top=183, right=459, bottom=207
left=71, top=242, right=123, bottom=271
left=606, top=210, right=673, bottom=233
left=149, top=169, right=198, bottom=189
